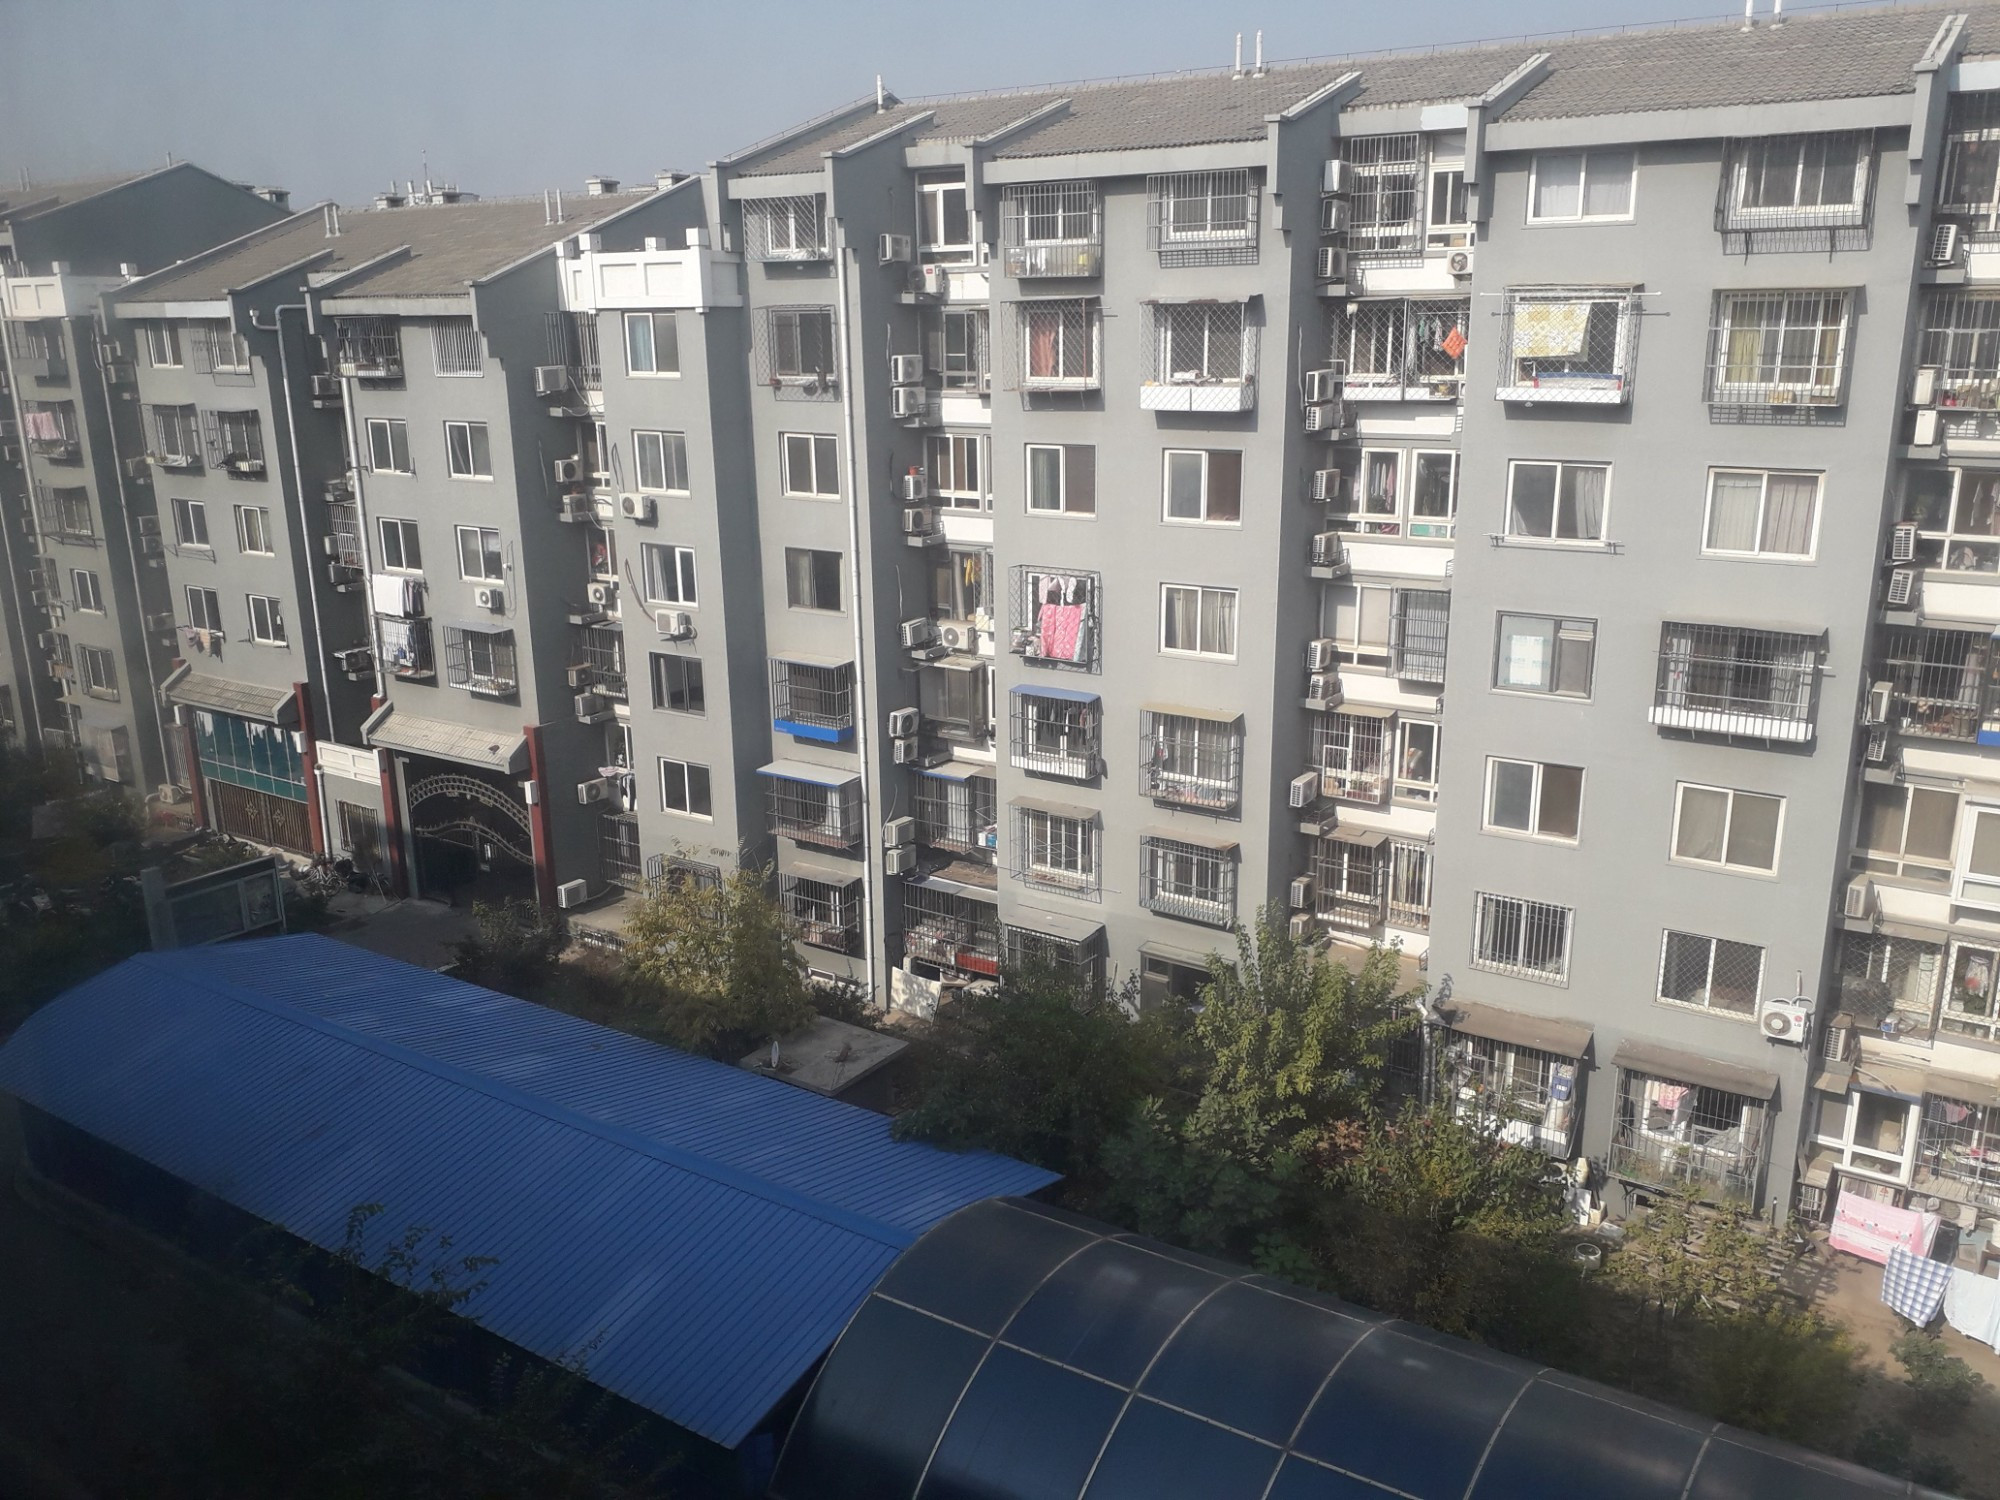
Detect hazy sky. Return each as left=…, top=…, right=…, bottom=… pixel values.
left=1, top=0, right=1849, bottom=205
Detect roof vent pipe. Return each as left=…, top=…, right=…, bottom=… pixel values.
left=1772, top=0, right=1784, bottom=24
left=1233, top=32, right=1243, bottom=78
left=876, top=73, right=886, bottom=111
left=323, top=203, right=340, bottom=238
left=1254, top=30, right=1265, bottom=76
left=1742, top=0, right=1754, bottom=30
left=554, top=187, right=564, bottom=223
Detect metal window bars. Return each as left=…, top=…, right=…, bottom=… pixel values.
left=1704, top=290, right=1851, bottom=415
left=754, top=306, right=839, bottom=400
left=742, top=196, right=830, bottom=262
left=573, top=624, right=627, bottom=700
left=1140, top=302, right=1258, bottom=413
left=1009, top=805, right=1100, bottom=898
left=20, top=400, right=77, bottom=457
left=1943, top=941, right=2000, bottom=1040
left=914, top=771, right=996, bottom=859
left=1009, top=689, right=1101, bottom=778
left=1917, top=292, right=2000, bottom=401
left=1003, top=923, right=1106, bottom=995
left=431, top=318, right=484, bottom=375
left=770, top=659, right=854, bottom=732
left=1335, top=298, right=1469, bottom=398
left=901, top=884, right=1001, bottom=976
left=1387, top=837, right=1432, bottom=931
left=200, top=409, right=265, bottom=469
left=1340, top=133, right=1424, bottom=261
left=1651, top=623, right=1822, bottom=742
left=1879, top=626, right=1994, bottom=742
left=1471, top=892, right=1572, bottom=984
left=1937, top=92, right=2000, bottom=236
left=1715, top=131, right=1874, bottom=254
left=1441, top=1035, right=1577, bottom=1158
left=1658, top=930, right=1764, bottom=1014
left=1914, top=1095, right=2000, bottom=1203
left=644, top=853, right=722, bottom=892
left=1001, top=183, right=1103, bottom=278
left=1495, top=287, right=1640, bottom=404
left=1138, top=835, right=1237, bottom=927
left=4, top=318, right=62, bottom=376
left=1609, top=1070, right=1767, bottom=1204
left=188, top=321, right=250, bottom=376
left=1146, top=170, right=1259, bottom=267
left=32, top=484, right=93, bottom=541
left=1836, top=930, right=1943, bottom=1036
left=926, top=307, right=990, bottom=392
left=1314, top=712, right=1390, bottom=804
left=331, top=317, right=402, bottom=379
left=1389, top=588, right=1450, bottom=684
left=1309, top=836, right=1386, bottom=932
left=377, top=617, right=434, bottom=680
left=766, top=775, right=862, bottom=849
left=544, top=311, right=601, bottom=390
left=1004, top=299, right=1100, bottom=399
left=1009, top=565, right=1099, bottom=671
left=143, top=403, right=200, bottom=465
left=780, top=872, right=862, bottom=954
left=1139, top=711, right=1243, bottom=812
left=327, top=500, right=365, bottom=570
left=441, top=626, right=516, bottom=694
left=600, top=812, right=643, bottom=890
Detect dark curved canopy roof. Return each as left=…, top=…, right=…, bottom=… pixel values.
left=772, top=1197, right=1946, bottom=1500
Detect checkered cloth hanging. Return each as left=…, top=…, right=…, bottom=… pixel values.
left=1883, top=1242, right=1953, bottom=1327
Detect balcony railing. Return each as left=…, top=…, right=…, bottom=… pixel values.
left=1651, top=623, right=1821, bottom=743
left=572, top=625, right=627, bottom=701
left=1001, top=183, right=1102, bottom=279
left=600, top=812, right=642, bottom=891
left=1608, top=1128, right=1762, bottom=1204
left=1140, top=301, right=1257, bottom=413
left=1139, top=712, right=1243, bottom=812
left=914, top=771, right=996, bottom=859
left=780, top=873, right=861, bottom=954
left=1138, top=835, right=1237, bottom=928
left=765, top=773, right=862, bottom=850
left=902, top=884, right=1001, bottom=977
left=1610, top=1074, right=1767, bottom=1205
left=1008, top=687, right=1100, bottom=779
left=1314, top=710, right=1390, bottom=805
left=1880, top=627, right=1994, bottom=743
left=1337, top=298, right=1470, bottom=401
left=771, top=658, right=855, bottom=743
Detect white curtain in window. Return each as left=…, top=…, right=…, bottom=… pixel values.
left=1534, top=155, right=1583, bottom=219
left=1675, top=786, right=1729, bottom=863
left=1162, top=587, right=1198, bottom=651
left=1561, top=466, right=1607, bottom=539
left=1761, top=474, right=1817, bottom=554
left=1200, top=590, right=1236, bottom=656
left=1706, top=472, right=1763, bottom=552
left=1583, top=152, right=1635, bottom=216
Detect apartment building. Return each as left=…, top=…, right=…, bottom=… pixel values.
left=0, top=167, right=290, bottom=785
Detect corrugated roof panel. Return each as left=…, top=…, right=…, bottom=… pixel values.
left=0, top=937, right=1055, bottom=1447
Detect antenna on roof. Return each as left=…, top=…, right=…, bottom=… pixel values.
left=555, top=187, right=564, bottom=224
left=1232, top=32, right=1243, bottom=79
left=1741, top=0, right=1755, bottom=30
left=1771, top=0, right=1784, bottom=24
left=1253, top=30, right=1265, bottom=76
left=876, top=73, right=886, bottom=111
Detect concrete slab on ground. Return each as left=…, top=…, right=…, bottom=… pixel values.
left=322, top=896, right=473, bottom=971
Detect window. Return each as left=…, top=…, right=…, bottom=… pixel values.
left=785, top=548, right=843, bottom=611
left=333, top=316, right=401, bottom=378
left=1025, top=444, right=1094, bottom=515
left=1012, top=566, right=1099, bottom=668
left=1327, top=582, right=1392, bottom=669
left=442, top=626, right=515, bottom=692
left=444, top=420, right=492, bottom=479
left=1944, top=942, right=2000, bottom=1039
left=1901, top=468, right=2000, bottom=574
left=1657, top=931, right=1763, bottom=1017
left=203, top=409, right=264, bottom=469
left=773, top=659, right=856, bottom=735
left=1340, top=449, right=1402, bottom=535
left=1652, top=624, right=1820, bottom=741
left=1528, top=150, right=1635, bottom=222
left=1856, top=783, right=1957, bottom=884
left=455, top=526, right=504, bottom=582
left=1139, top=953, right=1209, bottom=1011
left=634, top=430, right=690, bottom=493
left=1160, top=584, right=1237, bottom=660
left=927, top=433, right=985, bottom=508
left=35, top=486, right=92, bottom=541
left=1472, top=893, right=1573, bottom=983
left=1142, top=710, right=1243, bottom=811
left=1311, top=836, right=1387, bottom=930
left=185, top=586, right=222, bottom=633
left=1139, top=836, right=1237, bottom=927
left=78, top=646, right=117, bottom=698
left=70, top=570, right=103, bottom=613
left=624, top=311, right=680, bottom=375
left=1391, top=584, right=1449, bottom=683
left=145, top=403, right=200, bottom=463
left=171, top=498, right=211, bottom=548
left=430, top=318, right=483, bottom=375
left=189, top=320, right=249, bottom=373
left=1428, top=159, right=1470, bottom=246
left=914, top=772, right=996, bottom=859
left=235, top=505, right=273, bottom=555
left=930, top=547, right=988, bottom=622
left=1020, top=300, right=1099, bottom=388
left=1708, top=292, right=1850, bottom=406
left=1147, top=301, right=1248, bottom=384
left=1395, top=720, right=1439, bottom=803
left=766, top=307, right=836, bottom=382
left=1440, top=1035, right=1575, bottom=1157
left=1410, top=452, right=1458, bottom=540
left=1340, top=298, right=1471, bottom=397
left=1957, top=802, right=2000, bottom=912
left=919, top=176, right=972, bottom=261
left=1001, top=182, right=1101, bottom=277
left=743, top=196, right=827, bottom=260
left=1941, top=92, right=2000, bottom=231
left=919, top=660, right=989, bottom=741
left=1162, top=449, right=1242, bottom=524
left=1494, top=614, right=1595, bottom=697
left=1484, top=759, right=1583, bottom=842
left=1315, top=711, right=1391, bottom=804
left=1148, top=170, right=1257, bottom=261
left=937, top=308, right=989, bottom=391
left=378, top=518, right=422, bottom=573
left=1497, top=288, right=1638, bottom=401
left=1612, top=1071, right=1767, bottom=1202
left=658, top=757, right=713, bottom=819
left=1016, top=806, right=1096, bottom=893
left=366, top=417, right=411, bottom=474
left=1388, top=839, right=1433, bottom=930
left=649, top=654, right=705, bottom=714
left=1724, top=133, right=1868, bottom=224
left=1672, top=783, right=1783, bottom=874
left=1010, top=690, right=1100, bottom=780
left=246, top=594, right=287, bottom=646
left=142, top=322, right=181, bottom=368
left=586, top=521, right=617, bottom=580
left=1506, top=461, right=1609, bottom=543
left=1839, top=931, right=1942, bottom=1032
left=640, top=543, right=698, bottom=605
left=781, top=433, right=839, bottom=498
left=1341, top=135, right=1423, bottom=257
left=765, top=771, right=861, bottom=847
left=1704, top=469, right=1819, bottom=559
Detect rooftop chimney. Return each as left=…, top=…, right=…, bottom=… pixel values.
left=1253, top=30, right=1265, bottom=77
left=1233, top=32, right=1243, bottom=78
left=585, top=176, right=618, bottom=196
left=322, top=203, right=341, bottom=238
left=876, top=73, right=886, bottom=111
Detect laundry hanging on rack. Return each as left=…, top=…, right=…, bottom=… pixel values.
left=22, top=408, right=63, bottom=442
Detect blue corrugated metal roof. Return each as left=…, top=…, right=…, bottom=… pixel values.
left=0, top=936, right=1056, bottom=1447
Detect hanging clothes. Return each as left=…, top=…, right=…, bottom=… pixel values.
left=1944, top=1266, right=2000, bottom=1350
left=1883, top=1242, right=1953, bottom=1326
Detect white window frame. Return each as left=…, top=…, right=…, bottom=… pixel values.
left=1671, top=782, right=1785, bottom=876
left=1024, top=809, right=1094, bottom=887
left=1471, top=891, right=1573, bottom=984
left=1657, top=929, right=1765, bottom=1018
left=928, top=432, right=987, bottom=509
left=1349, top=448, right=1402, bottom=534
left=1394, top=719, right=1439, bottom=804
left=70, top=569, right=103, bottom=613
left=1327, top=581, right=1393, bottom=669
left=1159, top=173, right=1254, bottom=245
left=1025, top=443, right=1094, bottom=517
left=234, top=505, right=273, bottom=556
left=1493, top=614, right=1595, bottom=699
left=78, top=644, right=117, bottom=697
left=185, top=586, right=222, bottom=633
left=1943, top=938, right=2000, bottom=1039
left=1482, top=757, right=1584, bottom=844
left=142, top=322, right=181, bottom=368
left=1702, top=468, right=1822, bottom=561
left=1711, top=291, right=1851, bottom=405
left=171, top=498, right=210, bottom=550
left=443, top=420, right=492, bottom=480
left=780, top=432, right=840, bottom=498
left=1160, top=448, right=1243, bottom=526
left=1954, top=801, right=2000, bottom=913
left=623, top=311, right=680, bottom=376
left=1504, top=460, right=1611, bottom=545
left=1410, top=450, right=1458, bottom=540
left=1526, top=149, right=1637, bottom=224
left=454, top=525, right=504, bottom=583
left=1855, top=782, right=1958, bottom=885
left=1726, top=133, right=1869, bottom=224
left=246, top=593, right=286, bottom=646
left=366, top=416, right=411, bottom=475
left=1427, top=158, right=1471, bottom=247
left=641, top=543, right=698, bottom=607
left=1019, top=302, right=1099, bottom=389
left=658, top=756, right=713, bottom=819
left=1159, top=583, right=1238, bottom=661
left=918, top=177, right=973, bottom=262
left=649, top=653, right=705, bottom=715
left=377, top=517, right=422, bottom=574
left=634, top=430, right=690, bottom=494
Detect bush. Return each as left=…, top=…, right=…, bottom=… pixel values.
left=1851, top=1420, right=1966, bottom=1492
left=450, top=900, right=570, bottom=996
left=1891, top=1329, right=1988, bottom=1429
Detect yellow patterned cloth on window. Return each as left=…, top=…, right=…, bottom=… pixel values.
left=1512, top=301, right=1589, bottom=358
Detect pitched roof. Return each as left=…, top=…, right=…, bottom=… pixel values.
left=0, top=937, right=1057, bottom=1447
left=121, top=191, right=652, bottom=305
left=0, top=170, right=151, bottom=223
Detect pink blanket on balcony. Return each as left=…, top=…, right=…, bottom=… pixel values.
left=1039, top=603, right=1085, bottom=662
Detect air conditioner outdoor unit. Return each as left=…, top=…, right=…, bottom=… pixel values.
left=335, top=647, right=372, bottom=673
left=1306, top=638, right=1339, bottom=672
left=1311, top=532, right=1348, bottom=570
left=884, top=816, right=916, bottom=848
left=916, top=265, right=948, bottom=299
left=144, top=611, right=174, bottom=632
left=566, top=662, right=596, bottom=688
left=577, top=777, right=614, bottom=805
left=892, top=737, right=922, bottom=765
left=885, top=846, right=918, bottom=875
left=892, top=385, right=928, bottom=419
left=558, top=494, right=591, bottom=522
left=1288, top=771, right=1320, bottom=809
left=552, top=457, right=584, bottom=484
left=901, top=471, right=929, bottom=501
left=902, top=505, right=935, bottom=535
left=1758, top=997, right=1813, bottom=1044
left=1931, top=222, right=1962, bottom=267
left=574, top=692, right=613, bottom=724
left=1304, top=368, right=1342, bottom=404
left=309, top=373, right=342, bottom=404
left=1318, top=197, right=1351, bottom=234
left=535, top=366, right=571, bottom=398
left=555, top=878, right=590, bottom=909
left=1864, top=725, right=1890, bottom=764
left=1912, top=366, right=1942, bottom=407
left=1289, top=913, right=1316, bottom=942
left=899, top=619, right=938, bottom=651
left=1311, top=469, right=1348, bottom=503
left=657, top=608, right=695, bottom=639
left=587, top=581, right=618, bottom=606
left=1886, top=568, right=1917, bottom=608
left=474, top=586, right=502, bottom=611
left=1912, top=407, right=1941, bottom=447
left=1888, top=522, right=1919, bottom=563
left=620, top=493, right=655, bottom=522
left=1844, top=874, right=1877, bottom=922
left=1446, top=248, right=1474, bottom=278
left=1321, top=159, right=1348, bottom=195
left=938, top=622, right=974, bottom=651
left=890, top=353, right=924, bottom=385
left=879, top=233, right=913, bottom=265
left=1302, top=402, right=1347, bottom=436
left=1863, top=680, right=1893, bottom=726
left=1289, top=875, right=1314, bottom=910
left=1306, top=672, right=1340, bottom=706
left=1315, top=245, right=1348, bottom=282
left=35, top=632, right=54, bottom=651
left=888, top=706, right=922, bottom=738
left=124, top=456, right=149, bottom=480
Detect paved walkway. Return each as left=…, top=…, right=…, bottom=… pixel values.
left=320, top=895, right=474, bottom=971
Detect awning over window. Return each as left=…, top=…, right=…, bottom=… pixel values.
left=1325, top=827, right=1389, bottom=849
left=1441, top=1001, right=1591, bottom=1060
left=1330, top=701, right=1396, bottom=720
left=1140, top=701, right=1241, bottom=723
left=1011, top=909, right=1104, bottom=945
left=1611, top=1039, right=1778, bottom=1101
left=361, top=704, right=526, bottom=775
left=780, top=854, right=862, bottom=887
left=1139, top=826, right=1239, bottom=853
left=1009, top=683, right=1098, bottom=704
left=162, top=666, right=298, bottom=727
left=1010, top=794, right=1094, bottom=821
left=757, top=759, right=859, bottom=789
left=770, top=651, right=851, bottom=669
left=919, top=760, right=992, bottom=783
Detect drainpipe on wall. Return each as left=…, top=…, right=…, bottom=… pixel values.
left=0, top=338, right=48, bottom=752
left=257, top=304, right=333, bottom=745
left=292, top=679, right=324, bottom=855
left=523, top=723, right=558, bottom=912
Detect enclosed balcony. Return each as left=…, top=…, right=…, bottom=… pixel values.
left=761, top=762, right=862, bottom=850
left=901, top=884, right=1000, bottom=979
left=1139, top=300, right=1257, bottom=413
left=1608, top=1046, right=1774, bottom=1206
left=1000, top=183, right=1102, bottom=279
left=1878, top=626, right=1999, bottom=743
left=780, top=868, right=862, bottom=954
left=1139, top=707, right=1242, bottom=813
left=1008, top=685, right=1100, bottom=780
left=770, top=656, right=854, bottom=744
left=1650, top=623, right=1821, bottom=743
left=1495, top=287, right=1639, bottom=405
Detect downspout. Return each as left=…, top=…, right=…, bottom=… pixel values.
left=0, top=339, right=47, bottom=750
left=831, top=215, right=880, bottom=1007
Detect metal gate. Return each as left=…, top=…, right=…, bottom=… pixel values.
left=208, top=779, right=312, bottom=852
left=406, top=770, right=533, bottom=895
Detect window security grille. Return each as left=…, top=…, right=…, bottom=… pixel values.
left=21, top=401, right=77, bottom=456
left=781, top=873, right=862, bottom=953
left=1610, top=1070, right=1767, bottom=1203
left=600, top=812, right=643, bottom=890
left=1138, top=835, right=1237, bottom=927
left=927, top=308, right=990, bottom=392
left=1658, top=930, right=1764, bottom=1015
left=1008, top=804, right=1099, bottom=898
left=574, top=624, right=627, bottom=700
left=1715, top=131, right=1874, bottom=253
left=766, top=776, right=861, bottom=848
left=644, top=854, right=722, bottom=892
left=1003, top=924, right=1106, bottom=994
left=377, top=617, right=433, bottom=679
left=914, top=771, right=996, bottom=858
left=1441, top=1035, right=1578, bottom=1158
left=441, top=626, right=516, bottom=693
left=1651, top=623, right=1821, bottom=742
left=1471, top=892, right=1572, bottom=984
left=188, top=322, right=250, bottom=375
left=1944, top=942, right=2000, bottom=1039
left=1310, top=836, right=1386, bottom=931
left=143, top=403, right=200, bottom=463
left=200, top=409, right=265, bottom=468
left=1387, top=838, right=1432, bottom=931
left=1836, top=930, right=1942, bottom=1034
left=327, top=501, right=365, bottom=570
left=1917, top=292, right=2000, bottom=404
left=1937, top=92, right=2000, bottom=236
left=1915, top=1095, right=2000, bottom=1198
left=1008, top=565, right=1099, bottom=670
left=1389, top=588, right=1449, bottom=684
left=1000, top=182, right=1102, bottom=278
left=901, top=884, right=1001, bottom=974
left=1340, top=134, right=1424, bottom=260
left=1335, top=298, right=1470, bottom=397
left=1141, top=302, right=1258, bottom=413
left=332, top=317, right=401, bottom=378
left=1878, top=626, right=1994, bottom=742
left=1314, top=712, right=1391, bottom=804
left=1705, top=291, right=1851, bottom=420
left=4, top=319, right=61, bottom=373
left=1139, top=711, right=1243, bottom=812
left=770, top=659, right=854, bottom=732
left=754, top=306, right=839, bottom=399
left=742, top=196, right=829, bottom=262
left=1495, top=287, right=1640, bottom=404
left=1004, top=299, right=1100, bottom=399
left=33, top=485, right=92, bottom=541
left=544, top=311, right=601, bottom=389
left=1146, top=170, right=1259, bottom=267
left=1009, top=690, right=1100, bottom=779
left=431, top=318, right=484, bottom=375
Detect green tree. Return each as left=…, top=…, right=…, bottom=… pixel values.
left=449, top=898, right=570, bottom=996
left=1891, top=1329, right=1989, bottom=1430
left=621, top=863, right=817, bottom=1057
